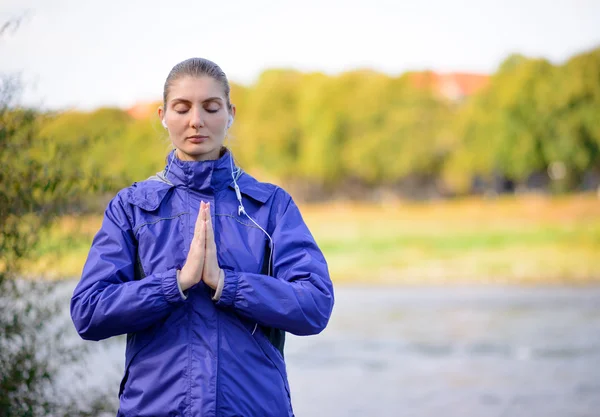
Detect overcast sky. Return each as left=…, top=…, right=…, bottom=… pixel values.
left=1, top=0, right=599, bottom=110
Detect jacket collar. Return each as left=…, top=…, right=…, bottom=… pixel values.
left=165, top=148, right=234, bottom=194
left=162, top=148, right=274, bottom=204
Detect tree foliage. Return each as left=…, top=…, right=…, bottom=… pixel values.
left=33, top=46, right=600, bottom=199
left=1, top=28, right=114, bottom=416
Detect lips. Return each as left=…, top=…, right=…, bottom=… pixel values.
left=187, top=135, right=208, bottom=144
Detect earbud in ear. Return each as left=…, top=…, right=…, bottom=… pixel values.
left=227, top=114, right=234, bottom=129
left=162, top=119, right=168, bottom=129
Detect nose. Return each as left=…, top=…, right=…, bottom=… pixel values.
left=190, top=107, right=205, bottom=129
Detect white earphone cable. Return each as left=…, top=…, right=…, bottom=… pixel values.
left=164, top=148, right=176, bottom=179
left=229, top=152, right=275, bottom=336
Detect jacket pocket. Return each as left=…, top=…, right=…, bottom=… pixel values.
left=252, top=325, right=291, bottom=400
left=118, top=326, right=160, bottom=398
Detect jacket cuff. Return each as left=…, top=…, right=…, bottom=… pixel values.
left=214, top=269, right=239, bottom=308
left=211, top=269, right=225, bottom=301
left=176, top=270, right=189, bottom=300
left=160, top=268, right=187, bottom=305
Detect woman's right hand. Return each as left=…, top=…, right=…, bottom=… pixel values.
left=178, top=201, right=208, bottom=292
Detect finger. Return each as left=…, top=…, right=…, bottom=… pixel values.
left=198, top=218, right=206, bottom=248
left=194, top=202, right=205, bottom=236
left=205, top=204, right=216, bottom=250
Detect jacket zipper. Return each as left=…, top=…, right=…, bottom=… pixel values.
left=215, top=307, right=221, bottom=416
left=214, top=197, right=221, bottom=417
left=186, top=189, right=193, bottom=417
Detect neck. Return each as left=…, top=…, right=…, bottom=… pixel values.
left=175, top=147, right=227, bottom=162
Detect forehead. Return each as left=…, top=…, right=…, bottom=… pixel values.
left=167, top=75, right=225, bottom=102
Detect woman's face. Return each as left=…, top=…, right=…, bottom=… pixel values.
left=159, top=75, right=235, bottom=161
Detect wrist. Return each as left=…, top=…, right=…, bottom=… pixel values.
left=205, top=268, right=222, bottom=291
left=178, top=267, right=192, bottom=292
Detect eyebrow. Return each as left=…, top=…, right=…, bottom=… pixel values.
left=170, top=97, right=224, bottom=104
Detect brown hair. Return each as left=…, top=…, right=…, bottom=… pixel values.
left=163, top=58, right=232, bottom=112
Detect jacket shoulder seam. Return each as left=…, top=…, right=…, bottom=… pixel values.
left=215, top=213, right=262, bottom=230
left=133, top=211, right=189, bottom=234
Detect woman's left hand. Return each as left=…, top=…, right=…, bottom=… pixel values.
left=202, top=202, right=223, bottom=291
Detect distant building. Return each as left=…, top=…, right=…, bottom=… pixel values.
left=126, top=101, right=161, bottom=120
left=409, top=72, right=490, bottom=101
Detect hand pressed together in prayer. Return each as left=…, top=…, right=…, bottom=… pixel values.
left=178, top=201, right=223, bottom=292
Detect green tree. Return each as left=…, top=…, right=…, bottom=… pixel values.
left=0, top=22, right=114, bottom=416
left=545, top=47, right=600, bottom=190
left=232, top=69, right=304, bottom=181
left=295, top=72, right=346, bottom=187
left=445, top=55, right=555, bottom=192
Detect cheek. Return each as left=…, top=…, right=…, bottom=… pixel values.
left=170, top=118, right=188, bottom=135
left=208, top=116, right=228, bottom=135
left=168, top=126, right=187, bottom=146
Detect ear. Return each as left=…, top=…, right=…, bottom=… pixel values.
left=157, top=106, right=165, bottom=127
left=227, top=104, right=236, bottom=129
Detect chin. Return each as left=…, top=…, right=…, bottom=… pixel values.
left=179, top=143, right=221, bottom=161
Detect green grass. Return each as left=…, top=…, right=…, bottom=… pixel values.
left=319, top=226, right=599, bottom=253
left=24, top=193, right=600, bottom=285
left=301, top=194, right=600, bottom=284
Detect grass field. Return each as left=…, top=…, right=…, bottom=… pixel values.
left=26, top=193, right=600, bottom=285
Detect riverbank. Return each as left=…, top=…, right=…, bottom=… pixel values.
left=26, top=193, right=600, bottom=284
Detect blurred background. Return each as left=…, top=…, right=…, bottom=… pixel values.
left=1, top=0, right=599, bottom=416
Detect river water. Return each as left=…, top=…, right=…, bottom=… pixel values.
left=58, top=283, right=600, bottom=416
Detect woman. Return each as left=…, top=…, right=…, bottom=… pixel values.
left=70, top=58, right=335, bottom=417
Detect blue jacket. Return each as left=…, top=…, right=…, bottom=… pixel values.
left=70, top=149, right=335, bottom=417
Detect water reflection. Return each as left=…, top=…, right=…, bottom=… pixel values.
left=286, top=286, right=600, bottom=417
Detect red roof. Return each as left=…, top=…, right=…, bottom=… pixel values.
left=410, top=72, right=490, bottom=100
left=126, top=101, right=161, bottom=120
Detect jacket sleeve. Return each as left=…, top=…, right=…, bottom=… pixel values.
left=70, top=192, right=186, bottom=341
left=215, top=191, right=334, bottom=336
